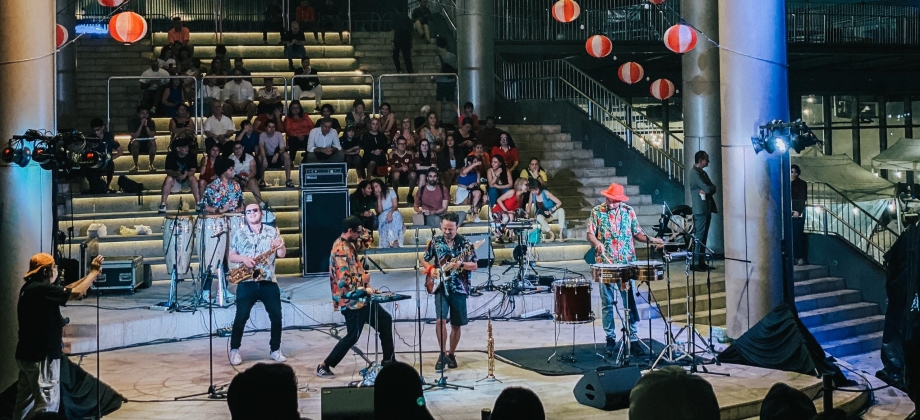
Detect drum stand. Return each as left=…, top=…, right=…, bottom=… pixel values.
left=154, top=202, right=198, bottom=312
left=198, top=224, right=232, bottom=308
left=611, top=281, right=639, bottom=367
left=651, top=255, right=689, bottom=369
left=547, top=316, right=600, bottom=363
left=671, top=251, right=726, bottom=376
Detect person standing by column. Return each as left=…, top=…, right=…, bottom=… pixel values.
left=688, top=150, right=717, bottom=271
left=791, top=164, right=808, bottom=265
left=392, top=5, right=414, bottom=74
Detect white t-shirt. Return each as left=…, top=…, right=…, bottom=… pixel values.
left=260, top=131, right=284, bottom=155
left=140, top=68, right=170, bottom=89
left=307, top=127, right=341, bottom=152
left=257, top=86, right=282, bottom=102
left=204, top=114, right=236, bottom=136
left=229, top=153, right=253, bottom=176
left=202, top=85, right=222, bottom=101
left=222, top=80, right=254, bottom=102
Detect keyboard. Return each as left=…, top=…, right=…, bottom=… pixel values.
left=371, top=293, right=412, bottom=303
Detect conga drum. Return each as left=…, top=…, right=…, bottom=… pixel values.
left=591, top=263, right=633, bottom=291
left=162, top=215, right=195, bottom=275
left=552, top=279, right=593, bottom=324
left=630, top=260, right=664, bottom=283
left=196, top=213, right=243, bottom=271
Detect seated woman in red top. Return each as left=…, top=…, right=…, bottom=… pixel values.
left=491, top=178, right=530, bottom=243
left=490, top=133, right=519, bottom=175
left=197, top=142, right=221, bottom=193
left=283, top=100, right=315, bottom=161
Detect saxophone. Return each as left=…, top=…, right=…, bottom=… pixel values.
left=228, top=243, right=282, bottom=284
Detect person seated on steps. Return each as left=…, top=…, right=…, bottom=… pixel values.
left=126, top=105, right=158, bottom=172
left=253, top=102, right=285, bottom=134
left=83, top=118, right=124, bottom=194
left=388, top=136, right=417, bottom=204
left=258, top=119, right=294, bottom=188
left=360, top=118, right=389, bottom=180
left=222, top=70, right=257, bottom=121
left=198, top=142, right=221, bottom=194
left=414, top=168, right=461, bottom=227
left=158, top=137, right=200, bottom=213
left=281, top=21, right=307, bottom=71
left=315, top=103, right=341, bottom=132
left=229, top=141, right=265, bottom=204
left=203, top=100, right=237, bottom=156
left=411, top=0, right=433, bottom=43
left=255, top=77, right=283, bottom=115
left=526, top=179, right=566, bottom=242
left=456, top=154, right=485, bottom=223
left=283, top=101, right=315, bottom=164
left=293, top=57, right=323, bottom=111
left=306, top=117, right=343, bottom=163
left=520, top=157, right=548, bottom=188
left=138, top=59, right=169, bottom=114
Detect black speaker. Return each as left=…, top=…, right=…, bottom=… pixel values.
left=321, top=386, right=375, bottom=419
left=300, top=162, right=348, bottom=188
left=302, top=188, right=350, bottom=275
left=573, top=365, right=641, bottom=410
left=465, top=232, right=494, bottom=268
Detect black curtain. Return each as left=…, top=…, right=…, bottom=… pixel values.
left=59, top=355, right=125, bottom=419
left=877, top=224, right=920, bottom=403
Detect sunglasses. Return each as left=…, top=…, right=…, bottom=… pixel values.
left=244, top=209, right=260, bottom=214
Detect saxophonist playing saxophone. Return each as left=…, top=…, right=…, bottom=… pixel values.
left=227, top=202, right=287, bottom=366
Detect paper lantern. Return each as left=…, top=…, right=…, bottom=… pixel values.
left=648, top=0, right=666, bottom=4
left=98, top=0, right=127, bottom=7
left=55, top=24, right=69, bottom=49
left=585, top=35, right=612, bottom=58
left=109, top=12, right=147, bottom=44
left=650, top=79, right=675, bottom=100
left=663, top=24, right=697, bottom=54
left=551, top=0, right=580, bottom=23
left=617, top=62, right=644, bottom=85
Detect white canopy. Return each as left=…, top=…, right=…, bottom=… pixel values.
left=792, top=149, right=895, bottom=201
left=872, top=138, right=920, bottom=171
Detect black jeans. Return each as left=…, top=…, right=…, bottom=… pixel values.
left=392, top=39, right=414, bottom=73
left=231, top=281, right=283, bottom=351
left=323, top=303, right=394, bottom=368
left=792, top=216, right=806, bottom=259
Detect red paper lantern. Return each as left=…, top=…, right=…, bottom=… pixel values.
left=109, top=12, right=147, bottom=44
left=648, top=0, right=666, bottom=4
left=55, top=24, right=69, bottom=49
left=585, top=35, right=612, bottom=58
left=551, top=0, right=580, bottom=23
left=617, top=62, right=644, bottom=85
left=650, top=79, right=675, bottom=100
left=98, top=0, right=127, bottom=7
left=664, top=24, right=697, bottom=54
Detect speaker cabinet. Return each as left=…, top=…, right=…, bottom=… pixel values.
left=301, top=188, right=350, bottom=275
left=464, top=232, right=494, bottom=268
left=573, top=366, right=641, bottom=410
left=321, top=386, right=375, bottom=419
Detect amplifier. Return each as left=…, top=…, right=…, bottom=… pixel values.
left=300, top=162, right=348, bottom=188
left=91, top=256, right=143, bottom=293
left=465, top=233, right=494, bottom=268
left=321, top=386, right=374, bottom=419
left=302, top=188, right=350, bottom=274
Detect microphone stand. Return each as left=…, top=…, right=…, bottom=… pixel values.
left=425, top=235, right=473, bottom=392
left=413, top=226, right=427, bottom=384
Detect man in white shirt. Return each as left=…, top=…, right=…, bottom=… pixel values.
left=256, top=77, right=283, bottom=115
left=222, top=69, right=257, bottom=120
left=139, top=59, right=170, bottom=113
left=201, top=78, right=222, bottom=116
left=258, top=120, right=293, bottom=187
left=306, top=117, right=343, bottom=162
left=204, top=101, right=238, bottom=155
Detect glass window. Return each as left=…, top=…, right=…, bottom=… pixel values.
left=858, top=96, right=880, bottom=127
left=861, top=128, right=880, bottom=169
left=912, top=100, right=920, bottom=126
left=832, top=96, right=856, bottom=124
left=801, top=95, right=824, bottom=126
left=886, top=128, right=905, bottom=149
left=887, top=100, right=907, bottom=126
left=832, top=129, right=854, bottom=160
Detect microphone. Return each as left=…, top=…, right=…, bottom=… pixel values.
left=211, top=230, right=227, bottom=239
left=665, top=251, right=691, bottom=261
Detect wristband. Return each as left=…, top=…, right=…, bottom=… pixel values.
left=425, top=266, right=435, bottom=275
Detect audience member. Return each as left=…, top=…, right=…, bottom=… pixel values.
left=160, top=78, right=185, bottom=118
left=345, top=99, right=370, bottom=138
left=491, top=178, right=529, bottom=242
left=340, top=124, right=362, bottom=179
left=520, top=157, right=547, bottom=186
left=157, top=47, right=178, bottom=75
left=411, top=0, right=433, bottom=43
left=491, top=132, right=519, bottom=174
left=183, top=58, right=204, bottom=110
left=282, top=21, right=308, bottom=71
left=85, top=118, right=123, bottom=194
left=253, top=103, right=285, bottom=133
left=791, top=164, right=807, bottom=265
left=262, top=0, right=284, bottom=44
left=256, top=77, right=283, bottom=115
left=469, top=143, right=490, bottom=177
left=204, top=101, right=238, bottom=155
left=389, top=136, right=417, bottom=202
left=379, top=102, right=397, bottom=138
left=414, top=138, right=436, bottom=196
left=284, top=101, right=315, bottom=161
left=490, top=386, right=545, bottom=420
left=373, top=178, right=404, bottom=248
left=317, top=103, right=341, bottom=132
left=233, top=58, right=252, bottom=80
left=158, top=138, right=200, bottom=213
left=169, top=103, right=196, bottom=144
left=259, top=120, right=294, bottom=188
left=629, top=366, right=720, bottom=420
left=373, top=361, right=435, bottom=420
left=316, top=0, right=344, bottom=44
left=350, top=180, right=377, bottom=234
left=414, top=168, right=450, bottom=227
left=419, top=111, right=445, bottom=149
left=478, top=116, right=504, bottom=150
left=176, top=46, right=194, bottom=73
left=414, top=105, right=430, bottom=130
left=236, top=120, right=260, bottom=156
left=201, top=156, right=243, bottom=214
left=229, top=142, right=264, bottom=203
left=456, top=117, right=476, bottom=150
left=296, top=0, right=316, bottom=35
left=361, top=118, right=390, bottom=179
left=457, top=154, right=485, bottom=223
left=222, top=70, right=257, bottom=120
left=434, top=38, right=458, bottom=118
left=198, top=142, right=221, bottom=192
left=200, top=76, right=222, bottom=115
left=139, top=59, right=170, bottom=113
left=306, top=117, right=343, bottom=162
left=392, top=5, right=415, bottom=74
left=458, top=102, right=480, bottom=131
left=293, top=58, right=323, bottom=111
left=437, top=133, right=463, bottom=186
left=127, top=105, right=158, bottom=172
left=759, top=382, right=817, bottom=420
left=167, top=17, right=191, bottom=49
left=207, top=58, right=228, bottom=88
left=226, top=363, right=300, bottom=420
left=528, top=179, right=565, bottom=242
left=394, top=116, right=418, bottom=151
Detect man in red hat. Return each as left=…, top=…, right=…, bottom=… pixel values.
left=13, top=253, right=104, bottom=419
left=587, top=183, right=663, bottom=355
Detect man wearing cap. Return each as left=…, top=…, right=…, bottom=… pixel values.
left=587, top=183, right=663, bottom=355
left=13, top=254, right=104, bottom=419
left=158, top=137, right=200, bottom=213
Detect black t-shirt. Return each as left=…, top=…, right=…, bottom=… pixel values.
left=340, top=135, right=360, bottom=151
left=281, top=28, right=306, bottom=44
left=361, top=132, right=390, bottom=157
left=294, top=67, right=320, bottom=91
left=127, top=116, right=157, bottom=138
left=165, top=150, right=199, bottom=173
left=16, top=280, right=70, bottom=362
left=394, top=14, right=413, bottom=42
left=90, top=132, right=120, bottom=155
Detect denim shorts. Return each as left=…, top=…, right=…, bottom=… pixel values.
left=434, top=291, right=468, bottom=326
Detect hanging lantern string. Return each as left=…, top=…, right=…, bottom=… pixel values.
left=0, top=0, right=134, bottom=66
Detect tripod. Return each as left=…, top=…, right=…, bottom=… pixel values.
left=503, top=227, right=538, bottom=294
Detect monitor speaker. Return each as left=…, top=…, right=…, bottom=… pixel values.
left=321, top=386, right=375, bottom=419
left=301, top=188, right=350, bottom=275
left=465, top=232, right=494, bottom=268
left=573, top=365, right=641, bottom=410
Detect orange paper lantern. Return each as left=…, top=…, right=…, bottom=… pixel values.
left=617, top=62, right=644, bottom=85
left=650, top=79, right=675, bottom=100
left=551, top=0, right=580, bottom=23
left=585, top=35, right=612, bottom=58
left=663, top=24, right=697, bottom=54
left=109, top=12, right=147, bottom=44
left=55, top=24, right=69, bottom=49
left=98, top=0, right=127, bottom=7
left=648, top=0, right=666, bottom=4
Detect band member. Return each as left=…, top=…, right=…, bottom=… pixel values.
left=200, top=156, right=244, bottom=214
left=420, top=212, right=478, bottom=372
left=84, top=118, right=123, bottom=194
left=228, top=203, right=287, bottom=366
left=14, top=254, right=106, bottom=418
left=317, top=216, right=395, bottom=378
left=587, top=183, right=663, bottom=355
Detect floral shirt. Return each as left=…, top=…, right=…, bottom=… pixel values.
left=229, top=224, right=279, bottom=282
left=329, top=237, right=369, bottom=311
left=423, top=234, right=478, bottom=295
left=587, top=202, right=643, bottom=264
left=201, top=178, right=243, bottom=212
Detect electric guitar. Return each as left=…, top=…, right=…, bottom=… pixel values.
left=425, top=239, right=485, bottom=295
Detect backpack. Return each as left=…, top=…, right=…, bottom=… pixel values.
left=117, top=175, right=145, bottom=194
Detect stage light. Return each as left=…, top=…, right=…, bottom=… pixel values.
left=32, top=142, right=51, bottom=163
left=81, top=150, right=99, bottom=166
left=0, top=146, right=13, bottom=163
left=772, top=135, right=788, bottom=154
left=14, top=145, right=31, bottom=168
left=751, top=136, right=765, bottom=154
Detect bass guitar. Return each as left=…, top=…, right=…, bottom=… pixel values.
left=425, top=239, right=485, bottom=295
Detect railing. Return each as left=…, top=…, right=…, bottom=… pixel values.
left=497, top=58, right=684, bottom=183
left=804, top=181, right=899, bottom=265
left=493, top=0, right=920, bottom=46
left=408, top=0, right=458, bottom=32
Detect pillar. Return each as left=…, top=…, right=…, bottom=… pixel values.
left=457, top=0, right=494, bottom=117
left=0, top=0, right=56, bottom=391
left=682, top=0, right=723, bottom=255
left=56, top=0, right=77, bottom=131
left=719, top=0, right=786, bottom=338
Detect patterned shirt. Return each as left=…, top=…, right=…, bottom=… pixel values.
left=587, top=202, right=643, bottom=264
left=229, top=223, right=280, bottom=282
left=201, top=178, right=243, bottom=212
left=329, top=237, right=370, bottom=311
left=423, top=234, right=478, bottom=295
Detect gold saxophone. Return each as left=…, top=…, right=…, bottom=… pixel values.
left=228, top=243, right=282, bottom=284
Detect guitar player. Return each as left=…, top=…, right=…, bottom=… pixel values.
left=420, top=212, right=479, bottom=372
left=317, top=216, right=395, bottom=378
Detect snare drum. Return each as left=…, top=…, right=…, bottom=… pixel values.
left=196, top=213, right=243, bottom=270
left=630, top=260, right=664, bottom=282
left=552, top=279, right=593, bottom=324
left=591, top=263, right=633, bottom=291
left=163, top=215, right=195, bottom=274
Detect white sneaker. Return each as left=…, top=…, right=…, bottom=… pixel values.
left=230, top=349, right=242, bottom=365
left=474, top=215, right=482, bottom=223
left=270, top=350, right=287, bottom=362
left=201, top=290, right=210, bottom=303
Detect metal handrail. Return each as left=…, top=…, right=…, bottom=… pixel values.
left=809, top=181, right=899, bottom=237
left=376, top=73, right=459, bottom=116
left=106, top=75, right=201, bottom=140
left=202, top=74, right=290, bottom=115
left=290, top=74, right=375, bottom=113
left=807, top=204, right=888, bottom=266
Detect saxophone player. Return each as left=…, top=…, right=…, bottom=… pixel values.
left=227, top=202, right=287, bottom=366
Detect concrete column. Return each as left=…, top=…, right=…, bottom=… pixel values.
left=457, top=0, right=494, bottom=117
left=56, top=0, right=77, bottom=131
left=0, top=0, right=56, bottom=391
left=719, top=0, right=786, bottom=338
left=682, top=0, right=723, bottom=254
